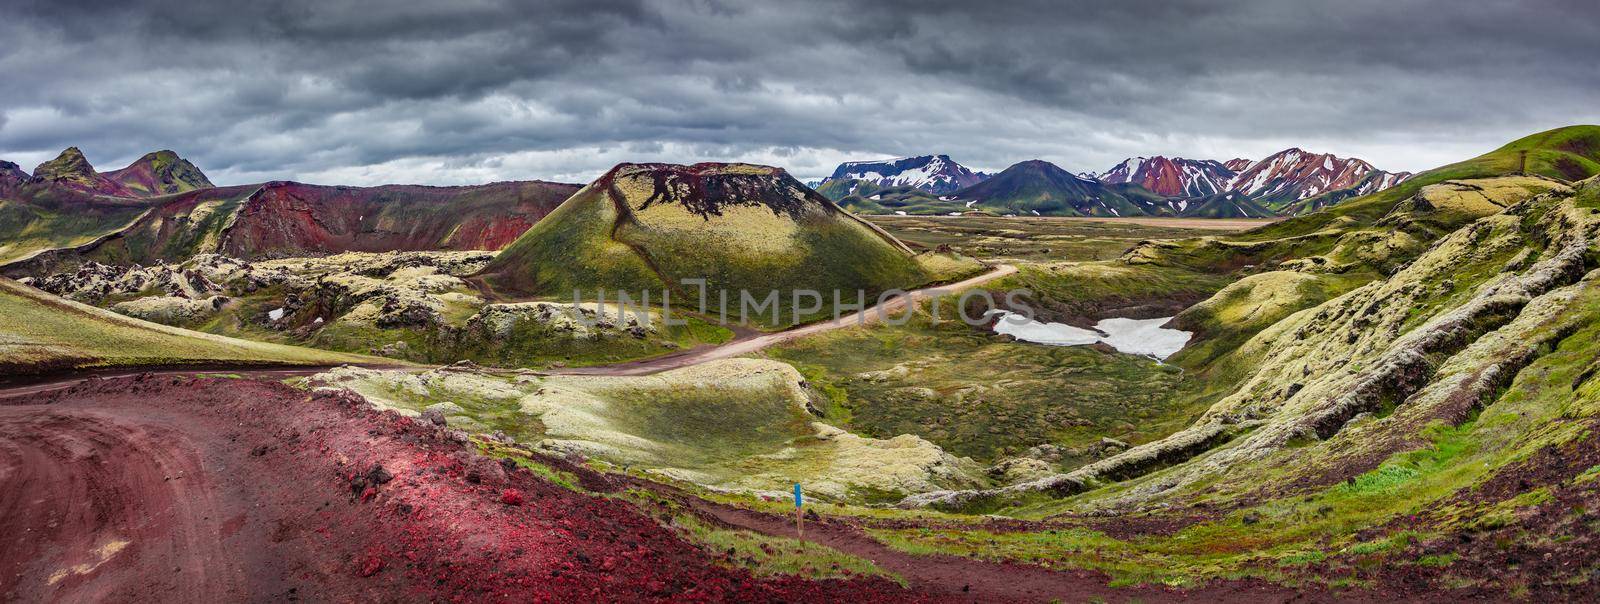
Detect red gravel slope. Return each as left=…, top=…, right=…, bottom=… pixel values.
left=0, top=375, right=918, bottom=602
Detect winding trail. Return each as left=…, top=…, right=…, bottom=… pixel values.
left=0, top=264, right=1019, bottom=399
left=552, top=263, right=1018, bottom=376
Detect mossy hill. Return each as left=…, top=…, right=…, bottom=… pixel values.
left=479, top=162, right=972, bottom=327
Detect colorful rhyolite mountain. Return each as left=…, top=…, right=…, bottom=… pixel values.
left=103, top=150, right=215, bottom=196
left=0, top=147, right=581, bottom=268
left=820, top=154, right=987, bottom=195
left=1225, top=148, right=1410, bottom=208
left=1097, top=156, right=1236, bottom=197
left=27, top=147, right=143, bottom=198
left=7, top=146, right=214, bottom=202
left=1092, top=150, right=1410, bottom=208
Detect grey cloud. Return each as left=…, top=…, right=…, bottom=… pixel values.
left=0, top=0, right=1596, bottom=186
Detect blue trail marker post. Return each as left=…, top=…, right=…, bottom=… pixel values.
left=793, top=483, right=804, bottom=538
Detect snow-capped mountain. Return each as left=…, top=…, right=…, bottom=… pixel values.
left=955, top=159, right=1169, bottom=217
left=822, top=155, right=988, bottom=195
left=820, top=148, right=1410, bottom=217
left=1226, top=148, right=1411, bottom=204
left=1096, top=156, right=1236, bottom=197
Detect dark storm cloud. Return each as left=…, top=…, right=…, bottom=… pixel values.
left=1, top=0, right=1596, bottom=185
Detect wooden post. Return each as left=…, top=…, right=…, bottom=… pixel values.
left=1519, top=150, right=1528, bottom=175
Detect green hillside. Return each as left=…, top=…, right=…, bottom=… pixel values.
left=0, top=199, right=151, bottom=266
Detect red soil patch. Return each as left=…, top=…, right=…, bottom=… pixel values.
left=0, top=375, right=915, bottom=602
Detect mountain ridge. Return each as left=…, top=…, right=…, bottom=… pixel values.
left=821, top=147, right=1412, bottom=218
left=952, top=159, right=1170, bottom=217
left=1225, top=147, right=1410, bottom=208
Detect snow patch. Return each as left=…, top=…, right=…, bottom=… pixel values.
left=989, top=312, right=1191, bottom=360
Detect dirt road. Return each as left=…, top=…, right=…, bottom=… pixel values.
left=0, top=377, right=402, bottom=601
left=554, top=263, right=1018, bottom=376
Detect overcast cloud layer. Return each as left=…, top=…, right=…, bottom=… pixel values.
left=2, top=0, right=1597, bottom=186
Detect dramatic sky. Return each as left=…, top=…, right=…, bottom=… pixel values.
left=2, top=0, right=1596, bottom=186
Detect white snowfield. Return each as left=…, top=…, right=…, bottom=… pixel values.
left=989, top=312, right=1191, bottom=360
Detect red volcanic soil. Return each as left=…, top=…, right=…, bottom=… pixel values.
left=0, top=373, right=1336, bottom=603
left=220, top=180, right=580, bottom=258
left=0, top=375, right=920, bottom=602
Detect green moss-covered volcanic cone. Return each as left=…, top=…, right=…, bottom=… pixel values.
left=477, top=162, right=934, bottom=326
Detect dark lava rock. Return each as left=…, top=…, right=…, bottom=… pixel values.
left=367, top=464, right=394, bottom=485
left=420, top=409, right=448, bottom=426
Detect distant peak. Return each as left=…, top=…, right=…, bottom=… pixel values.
left=34, top=146, right=97, bottom=179
left=1095, top=155, right=1238, bottom=196
left=102, top=148, right=215, bottom=195
left=822, top=154, right=986, bottom=195
left=1227, top=146, right=1402, bottom=200
left=1223, top=158, right=1253, bottom=171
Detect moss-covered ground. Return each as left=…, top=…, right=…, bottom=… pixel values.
left=868, top=280, right=1600, bottom=590
left=866, top=214, right=1265, bottom=263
